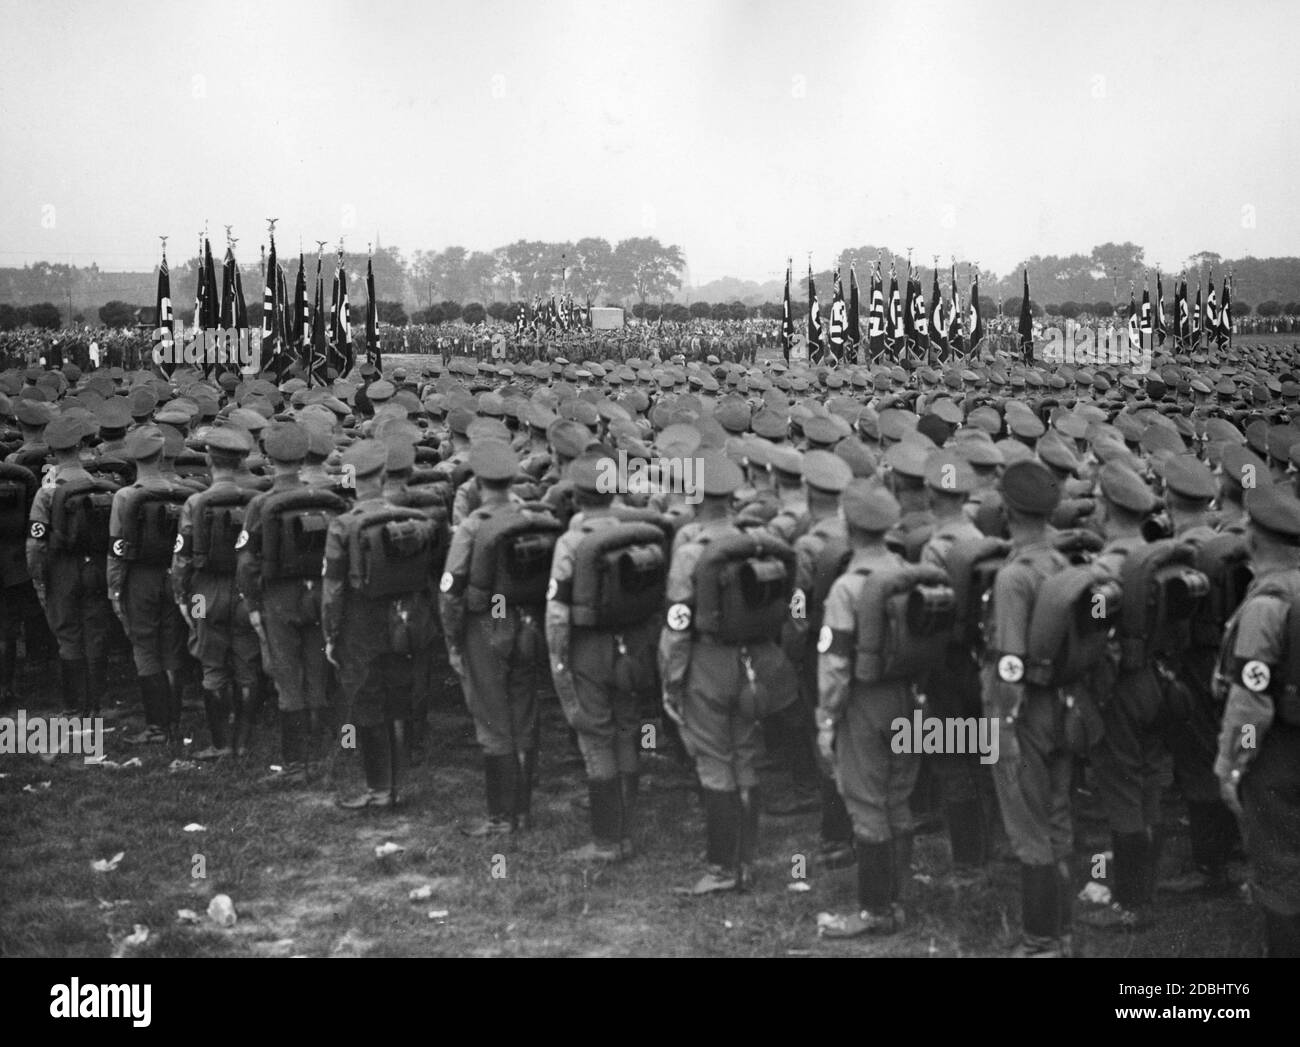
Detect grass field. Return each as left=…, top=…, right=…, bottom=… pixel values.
left=0, top=651, right=1267, bottom=958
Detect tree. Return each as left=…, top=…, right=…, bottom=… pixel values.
left=1285, top=302, right=1300, bottom=316
left=1060, top=301, right=1081, bottom=319
left=709, top=302, right=730, bottom=321
left=462, top=302, right=486, bottom=325
left=727, top=301, right=747, bottom=320
left=631, top=303, right=647, bottom=319
left=98, top=301, right=137, bottom=328
left=689, top=301, right=712, bottom=319
left=570, top=237, right=615, bottom=302
left=759, top=302, right=782, bottom=320
left=643, top=304, right=661, bottom=323
left=611, top=237, right=686, bottom=307
left=1257, top=300, right=1282, bottom=318
left=1092, top=301, right=1115, bottom=318
left=1090, top=242, right=1145, bottom=280
left=464, top=251, right=499, bottom=303
left=0, top=303, right=19, bottom=331
left=667, top=303, right=690, bottom=323
left=1235, top=303, right=1252, bottom=317
left=377, top=301, right=408, bottom=326
left=1186, top=251, right=1223, bottom=273
left=423, top=305, right=445, bottom=325
left=27, top=302, right=61, bottom=330
left=1004, top=298, right=1022, bottom=318
left=1045, top=303, right=1062, bottom=316
left=486, top=302, right=510, bottom=321
left=438, top=300, right=462, bottom=322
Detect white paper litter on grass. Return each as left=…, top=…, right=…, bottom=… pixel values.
left=374, top=841, right=405, bottom=858
left=1079, top=881, right=1111, bottom=905
left=787, top=881, right=811, bottom=893
left=91, top=852, right=125, bottom=873
left=207, top=894, right=237, bottom=927
left=427, top=909, right=449, bottom=921
left=183, top=823, right=206, bottom=833
left=176, top=909, right=201, bottom=924
left=409, top=885, right=434, bottom=900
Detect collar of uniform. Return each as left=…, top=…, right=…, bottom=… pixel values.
left=847, top=547, right=899, bottom=570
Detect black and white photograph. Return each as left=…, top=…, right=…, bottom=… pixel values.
left=0, top=0, right=1295, bottom=1005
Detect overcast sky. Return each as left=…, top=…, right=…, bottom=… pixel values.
left=1, top=0, right=1296, bottom=284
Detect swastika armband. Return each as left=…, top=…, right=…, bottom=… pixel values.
left=1233, top=658, right=1276, bottom=694
left=323, top=556, right=347, bottom=581
left=29, top=521, right=47, bottom=540
left=234, top=529, right=250, bottom=550
left=110, top=538, right=127, bottom=558
left=439, top=572, right=466, bottom=596
left=996, top=654, right=1025, bottom=684
left=174, top=533, right=189, bottom=555
left=666, top=603, right=692, bottom=631
left=818, top=627, right=853, bottom=657
left=547, top=577, right=572, bottom=603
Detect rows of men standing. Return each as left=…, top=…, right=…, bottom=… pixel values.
left=2, top=350, right=1299, bottom=958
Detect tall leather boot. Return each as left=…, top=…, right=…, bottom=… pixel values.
left=336, top=724, right=394, bottom=809
left=1011, top=863, right=1064, bottom=956
left=618, top=772, right=640, bottom=858
left=263, top=710, right=309, bottom=785
left=822, top=839, right=896, bottom=938
left=1263, top=908, right=1300, bottom=958
left=388, top=720, right=407, bottom=805
left=738, top=787, right=760, bottom=891
left=945, top=799, right=989, bottom=878
left=1080, top=831, right=1151, bottom=930
left=231, top=685, right=255, bottom=755
left=0, top=637, right=18, bottom=707
left=194, top=686, right=232, bottom=760
left=819, top=774, right=856, bottom=869
left=124, top=675, right=168, bottom=744
left=1143, top=826, right=1164, bottom=908
left=461, top=755, right=515, bottom=836
left=892, top=830, right=915, bottom=914
left=85, top=659, right=105, bottom=715
left=163, top=671, right=183, bottom=742
left=1164, top=801, right=1230, bottom=893
left=681, top=788, right=740, bottom=895
left=1057, top=859, right=1074, bottom=957
left=515, top=749, right=537, bottom=831
left=565, top=778, right=623, bottom=861
left=59, top=658, right=87, bottom=716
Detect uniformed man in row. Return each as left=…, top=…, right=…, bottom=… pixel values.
left=1080, top=462, right=1167, bottom=931
left=546, top=452, right=662, bottom=861
left=978, top=459, right=1075, bottom=957
left=1214, top=484, right=1300, bottom=957
left=108, top=426, right=191, bottom=743
left=323, top=439, right=438, bottom=810
left=27, top=415, right=115, bottom=716
left=661, top=454, right=795, bottom=895
left=818, top=482, right=918, bottom=937
left=238, top=422, right=344, bottom=786
left=919, top=450, right=993, bottom=883
left=442, top=439, right=551, bottom=836
left=171, top=426, right=261, bottom=759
